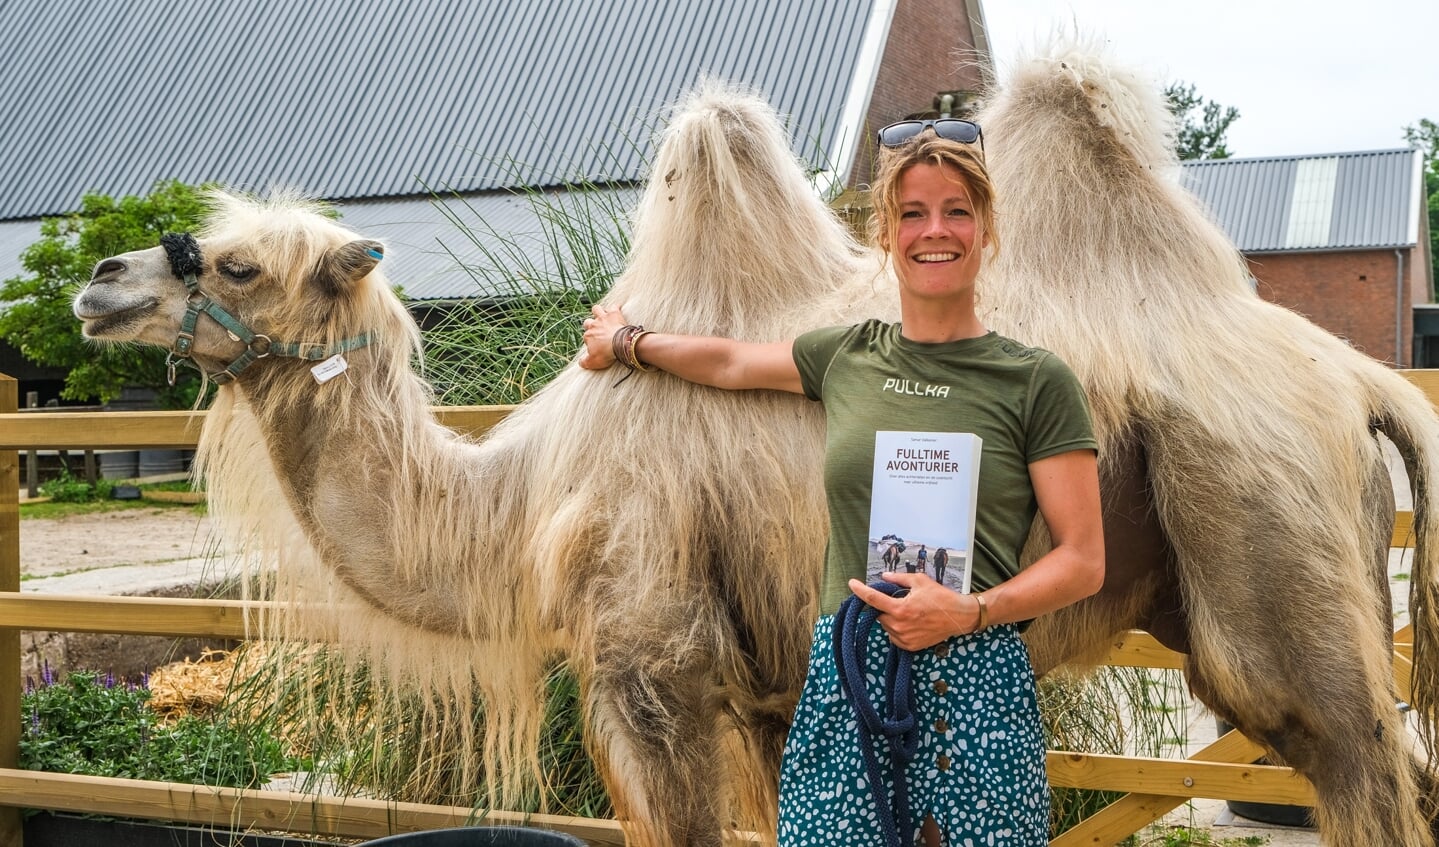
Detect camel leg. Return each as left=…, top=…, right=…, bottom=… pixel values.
left=726, top=703, right=792, bottom=839
left=1412, top=757, right=1439, bottom=842
left=1175, top=506, right=1431, bottom=841
left=585, top=649, right=726, bottom=847
left=1188, top=649, right=1430, bottom=847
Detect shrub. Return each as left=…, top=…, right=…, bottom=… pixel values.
left=20, top=667, right=296, bottom=789
left=36, top=470, right=112, bottom=503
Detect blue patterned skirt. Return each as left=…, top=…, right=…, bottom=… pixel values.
left=777, top=615, right=1049, bottom=846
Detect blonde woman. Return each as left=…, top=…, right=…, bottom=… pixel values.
left=581, top=122, right=1103, bottom=846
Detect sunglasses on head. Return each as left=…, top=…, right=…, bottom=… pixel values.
left=876, top=118, right=984, bottom=152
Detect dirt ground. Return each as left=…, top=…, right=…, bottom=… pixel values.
left=17, top=505, right=232, bottom=682
left=20, top=506, right=217, bottom=579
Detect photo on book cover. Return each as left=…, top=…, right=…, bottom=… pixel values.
left=866, top=430, right=982, bottom=594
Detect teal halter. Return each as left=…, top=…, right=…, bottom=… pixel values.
left=160, top=232, right=373, bottom=385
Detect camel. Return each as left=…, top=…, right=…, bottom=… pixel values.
left=976, top=45, right=1439, bottom=846
left=881, top=541, right=905, bottom=572
left=73, top=82, right=890, bottom=847
left=71, top=46, right=1439, bottom=846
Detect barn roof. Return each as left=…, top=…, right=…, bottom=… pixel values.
left=0, top=0, right=917, bottom=299
left=1180, top=148, right=1425, bottom=253
left=0, top=0, right=889, bottom=221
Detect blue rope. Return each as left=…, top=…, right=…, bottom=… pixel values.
left=832, top=581, right=921, bottom=847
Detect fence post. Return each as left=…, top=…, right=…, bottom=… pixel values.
left=0, top=374, right=21, bottom=844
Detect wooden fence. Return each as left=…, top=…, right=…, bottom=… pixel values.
left=0, top=370, right=1429, bottom=845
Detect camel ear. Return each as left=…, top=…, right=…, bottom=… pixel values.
left=315, top=240, right=385, bottom=297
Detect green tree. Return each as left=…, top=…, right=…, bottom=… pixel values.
left=1165, top=82, right=1240, bottom=160
left=0, top=180, right=210, bottom=406
left=1404, top=119, right=1439, bottom=300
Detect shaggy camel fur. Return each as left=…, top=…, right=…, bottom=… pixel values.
left=73, top=48, right=1439, bottom=845
left=74, top=84, right=890, bottom=846
left=977, top=46, right=1439, bottom=846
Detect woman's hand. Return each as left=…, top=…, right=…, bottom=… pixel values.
left=848, top=571, right=975, bottom=651
left=580, top=305, right=629, bottom=370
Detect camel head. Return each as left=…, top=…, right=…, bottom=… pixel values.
left=73, top=190, right=417, bottom=386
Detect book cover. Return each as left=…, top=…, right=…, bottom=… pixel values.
left=866, top=430, right=983, bottom=593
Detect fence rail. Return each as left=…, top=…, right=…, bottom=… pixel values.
left=1, top=372, right=1431, bottom=844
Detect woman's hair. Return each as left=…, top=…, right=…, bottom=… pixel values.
left=868, top=133, right=999, bottom=259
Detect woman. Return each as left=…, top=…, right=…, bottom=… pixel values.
left=580, top=120, right=1103, bottom=846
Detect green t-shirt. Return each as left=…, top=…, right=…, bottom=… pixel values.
left=793, top=320, right=1097, bottom=616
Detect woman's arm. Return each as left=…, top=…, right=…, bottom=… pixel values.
left=850, top=448, right=1104, bottom=651
left=580, top=305, right=804, bottom=394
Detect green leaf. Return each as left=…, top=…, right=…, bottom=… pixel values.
left=0, top=180, right=213, bottom=406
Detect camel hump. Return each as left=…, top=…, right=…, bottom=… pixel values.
left=985, top=38, right=1179, bottom=182
left=638, top=78, right=830, bottom=240
left=606, top=78, right=868, bottom=336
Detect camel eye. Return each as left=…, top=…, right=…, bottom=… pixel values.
left=220, top=261, right=259, bottom=283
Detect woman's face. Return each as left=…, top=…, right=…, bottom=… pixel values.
left=886, top=161, right=986, bottom=303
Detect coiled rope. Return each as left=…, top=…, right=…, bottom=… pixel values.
left=832, top=581, right=920, bottom=847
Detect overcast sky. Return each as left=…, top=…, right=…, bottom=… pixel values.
left=979, top=0, right=1438, bottom=159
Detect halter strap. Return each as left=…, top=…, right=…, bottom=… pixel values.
left=159, top=232, right=373, bottom=385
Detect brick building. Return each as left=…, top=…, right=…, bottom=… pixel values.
left=1183, top=149, right=1432, bottom=366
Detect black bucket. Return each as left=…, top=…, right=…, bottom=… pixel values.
left=1214, top=719, right=1314, bottom=827
left=357, top=826, right=588, bottom=846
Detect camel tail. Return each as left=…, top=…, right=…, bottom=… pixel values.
left=1373, top=373, right=1439, bottom=764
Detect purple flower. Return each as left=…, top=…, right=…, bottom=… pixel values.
left=41, top=660, right=53, bottom=687
left=104, top=671, right=115, bottom=689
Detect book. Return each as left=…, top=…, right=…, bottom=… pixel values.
left=866, top=430, right=983, bottom=593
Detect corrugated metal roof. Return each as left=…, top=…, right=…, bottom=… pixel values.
left=0, top=188, right=640, bottom=302
left=1180, top=149, right=1423, bottom=253
left=0, top=0, right=882, bottom=221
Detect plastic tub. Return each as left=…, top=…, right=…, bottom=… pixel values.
left=356, top=826, right=589, bottom=846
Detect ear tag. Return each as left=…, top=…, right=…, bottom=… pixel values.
left=311, top=354, right=349, bottom=384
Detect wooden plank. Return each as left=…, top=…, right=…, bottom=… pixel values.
left=1395, top=648, right=1415, bottom=702
left=1100, top=631, right=1185, bottom=669
left=0, top=377, right=21, bottom=845
left=435, top=406, right=518, bottom=437
left=0, top=593, right=266, bottom=639
left=0, top=411, right=206, bottom=449
left=1046, top=752, right=1316, bottom=805
left=1400, top=369, right=1439, bottom=402
left=1049, top=793, right=1183, bottom=847
left=0, top=769, right=627, bottom=845
left=1394, top=510, right=1415, bottom=548
left=0, top=406, right=516, bottom=450
left=139, top=489, right=205, bottom=504
left=1049, top=730, right=1269, bottom=846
